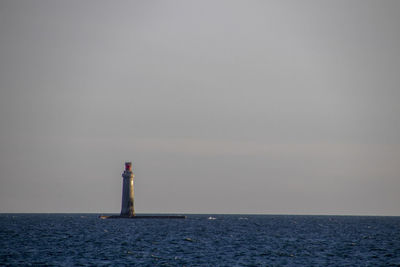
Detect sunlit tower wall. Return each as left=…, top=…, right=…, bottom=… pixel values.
left=120, top=162, right=135, bottom=217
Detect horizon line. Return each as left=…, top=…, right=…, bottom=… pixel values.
left=1, top=212, right=399, bottom=217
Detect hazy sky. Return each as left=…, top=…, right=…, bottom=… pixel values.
left=1, top=0, right=399, bottom=215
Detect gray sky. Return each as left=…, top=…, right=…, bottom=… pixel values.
left=1, top=0, right=399, bottom=215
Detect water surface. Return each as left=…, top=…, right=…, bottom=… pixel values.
left=1, top=214, right=399, bottom=266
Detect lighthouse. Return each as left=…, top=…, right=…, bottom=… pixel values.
left=120, top=162, right=135, bottom=217
left=99, top=162, right=186, bottom=219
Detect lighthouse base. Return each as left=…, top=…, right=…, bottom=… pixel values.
left=100, top=215, right=186, bottom=219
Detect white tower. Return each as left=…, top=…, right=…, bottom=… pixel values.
left=120, top=162, right=135, bottom=217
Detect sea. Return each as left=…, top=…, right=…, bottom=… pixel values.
left=1, top=214, right=399, bottom=266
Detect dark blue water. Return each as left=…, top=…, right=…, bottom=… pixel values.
left=1, top=214, right=399, bottom=266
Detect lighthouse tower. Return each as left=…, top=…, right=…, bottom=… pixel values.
left=98, top=161, right=186, bottom=219
left=120, top=162, right=135, bottom=217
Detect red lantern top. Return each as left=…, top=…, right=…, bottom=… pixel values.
left=125, top=162, right=132, bottom=171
